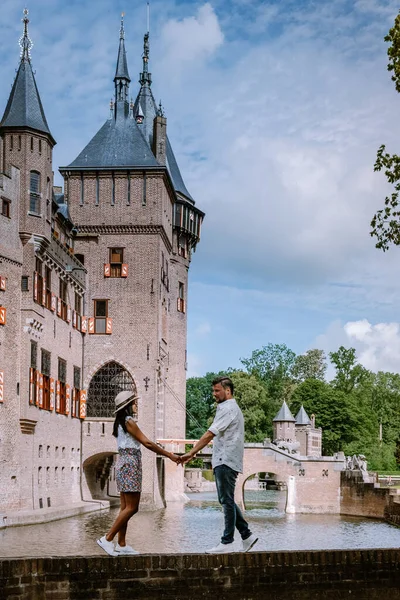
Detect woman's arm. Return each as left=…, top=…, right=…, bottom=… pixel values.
left=126, top=419, right=179, bottom=462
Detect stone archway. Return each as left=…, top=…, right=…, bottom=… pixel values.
left=87, top=361, right=137, bottom=418
left=242, top=471, right=287, bottom=511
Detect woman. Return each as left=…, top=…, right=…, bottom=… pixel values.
left=97, top=390, right=179, bottom=556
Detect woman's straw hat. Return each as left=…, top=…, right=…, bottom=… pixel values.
left=114, top=390, right=138, bottom=414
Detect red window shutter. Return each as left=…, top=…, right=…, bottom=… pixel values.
left=35, top=371, right=40, bottom=406
left=121, top=264, right=128, bottom=277
left=182, top=300, right=186, bottom=314
left=33, top=272, right=38, bottom=302
left=29, top=368, right=35, bottom=405
left=71, top=388, right=76, bottom=417
left=79, top=390, right=87, bottom=419
left=106, top=318, right=112, bottom=335
left=56, top=380, right=61, bottom=412
left=38, top=373, right=44, bottom=408
left=51, top=293, right=56, bottom=312
left=81, top=316, right=88, bottom=333
left=104, top=263, right=111, bottom=277
left=57, top=298, right=62, bottom=317
left=50, top=378, right=55, bottom=411
left=88, top=318, right=95, bottom=334
left=0, top=276, right=5, bottom=291
left=41, top=277, right=46, bottom=307
left=67, top=305, right=71, bottom=323
left=0, top=370, right=3, bottom=403
left=0, top=307, right=6, bottom=325
left=65, top=384, right=70, bottom=415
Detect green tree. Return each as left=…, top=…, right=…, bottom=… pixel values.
left=230, top=371, right=276, bottom=442
left=329, top=346, right=367, bottom=393
left=292, top=349, right=327, bottom=382
left=185, top=372, right=223, bottom=438
left=370, top=12, right=400, bottom=250
left=240, top=343, right=296, bottom=403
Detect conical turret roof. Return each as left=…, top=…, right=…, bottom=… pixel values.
left=273, top=401, right=296, bottom=422
left=0, top=9, right=55, bottom=144
left=295, top=405, right=311, bottom=426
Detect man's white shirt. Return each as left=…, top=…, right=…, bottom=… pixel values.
left=208, top=398, right=244, bottom=473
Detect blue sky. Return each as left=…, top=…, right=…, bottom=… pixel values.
left=2, top=1, right=400, bottom=378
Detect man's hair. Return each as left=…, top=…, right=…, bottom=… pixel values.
left=212, top=376, right=234, bottom=395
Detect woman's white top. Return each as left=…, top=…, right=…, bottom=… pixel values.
left=117, top=416, right=141, bottom=450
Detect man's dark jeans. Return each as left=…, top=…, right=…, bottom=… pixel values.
left=214, top=464, right=251, bottom=544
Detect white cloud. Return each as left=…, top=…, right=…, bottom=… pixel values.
left=315, top=318, right=400, bottom=375
left=160, top=3, right=223, bottom=74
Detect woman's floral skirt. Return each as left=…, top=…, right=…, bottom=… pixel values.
left=116, top=448, right=142, bottom=493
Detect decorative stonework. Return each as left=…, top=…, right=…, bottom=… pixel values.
left=23, top=317, right=43, bottom=339
left=19, top=418, right=37, bottom=434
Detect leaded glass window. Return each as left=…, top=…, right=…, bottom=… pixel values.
left=87, top=361, right=136, bottom=418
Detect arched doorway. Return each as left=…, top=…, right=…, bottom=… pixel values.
left=87, top=361, right=137, bottom=418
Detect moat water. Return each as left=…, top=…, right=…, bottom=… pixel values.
left=1, top=490, right=400, bottom=557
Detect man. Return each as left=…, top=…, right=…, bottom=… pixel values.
left=179, top=376, right=258, bottom=553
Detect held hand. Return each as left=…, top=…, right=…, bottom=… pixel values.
left=178, top=452, right=193, bottom=465
left=169, top=453, right=180, bottom=464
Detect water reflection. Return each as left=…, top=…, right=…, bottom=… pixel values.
left=0, top=490, right=399, bottom=557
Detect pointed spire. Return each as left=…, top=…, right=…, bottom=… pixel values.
left=0, top=9, right=55, bottom=143
left=114, top=14, right=130, bottom=119
left=19, top=8, right=33, bottom=63
left=139, top=31, right=152, bottom=87
left=295, top=405, right=311, bottom=426
left=114, top=13, right=130, bottom=82
left=273, top=401, right=296, bottom=422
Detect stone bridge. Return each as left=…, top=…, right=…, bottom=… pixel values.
left=81, top=424, right=346, bottom=515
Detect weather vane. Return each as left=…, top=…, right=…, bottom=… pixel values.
left=19, top=8, right=33, bottom=61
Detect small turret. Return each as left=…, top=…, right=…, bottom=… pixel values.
left=273, top=401, right=296, bottom=443
left=153, top=101, right=166, bottom=165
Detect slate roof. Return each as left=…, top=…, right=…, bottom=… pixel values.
left=0, top=61, right=55, bottom=143
left=67, top=116, right=159, bottom=169
left=273, top=401, right=296, bottom=422
left=295, top=406, right=311, bottom=426
left=134, top=52, right=194, bottom=201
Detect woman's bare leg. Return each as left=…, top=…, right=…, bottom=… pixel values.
left=117, top=493, right=128, bottom=546
left=105, top=492, right=140, bottom=542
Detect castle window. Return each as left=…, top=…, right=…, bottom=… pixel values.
left=72, top=366, right=81, bottom=418
left=29, top=171, right=41, bottom=215
left=30, top=137, right=34, bottom=151
left=58, top=358, right=67, bottom=414
left=41, top=350, right=51, bottom=411
left=59, top=279, right=68, bottom=321
left=39, top=140, right=42, bottom=154
left=45, top=266, right=52, bottom=310
left=178, top=237, right=187, bottom=258
left=18, top=136, right=21, bottom=151
left=177, top=282, right=185, bottom=313
left=110, top=248, right=123, bottom=277
left=80, top=174, right=84, bottom=206
left=75, top=253, right=84, bottom=265
left=94, top=300, right=108, bottom=334
left=111, top=173, right=115, bottom=206
left=46, top=178, right=51, bottom=221
left=21, top=276, right=29, bottom=291
left=1, top=198, right=10, bottom=218
left=96, top=174, right=99, bottom=206
left=10, top=136, right=13, bottom=151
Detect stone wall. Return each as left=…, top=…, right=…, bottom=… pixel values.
left=340, top=470, right=391, bottom=518
left=1, top=549, right=400, bottom=600
left=386, top=494, right=400, bottom=526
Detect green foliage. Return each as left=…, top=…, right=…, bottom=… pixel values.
left=185, top=372, right=223, bottom=439
left=329, top=346, right=367, bottom=393
left=230, top=371, right=275, bottom=442
left=371, top=13, right=400, bottom=250
left=292, top=349, right=327, bottom=382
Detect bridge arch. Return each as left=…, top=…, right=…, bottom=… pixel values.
left=86, top=361, right=137, bottom=418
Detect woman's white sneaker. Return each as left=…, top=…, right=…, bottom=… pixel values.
left=115, top=543, right=139, bottom=555
left=97, top=535, right=117, bottom=556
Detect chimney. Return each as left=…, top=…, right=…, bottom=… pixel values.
left=153, top=102, right=167, bottom=166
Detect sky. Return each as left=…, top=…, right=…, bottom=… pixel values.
left=1, top=0, right=400, bottom=379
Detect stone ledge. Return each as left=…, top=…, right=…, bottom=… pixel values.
left=1, top=549, right=400, bottom=600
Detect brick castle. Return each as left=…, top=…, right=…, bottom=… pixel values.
left=0, top=10, right=204, bottom=520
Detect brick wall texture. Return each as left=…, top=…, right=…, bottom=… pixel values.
left=1, top=549, right=400, bottom=600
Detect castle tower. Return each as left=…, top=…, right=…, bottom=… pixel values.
left=273, top=401, right=296, bottom=443
left=295, top=406, right=322, bottom=457
left=60, top=19, right=204, bottom=507
left=0, top=11, right=85, bottom=513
